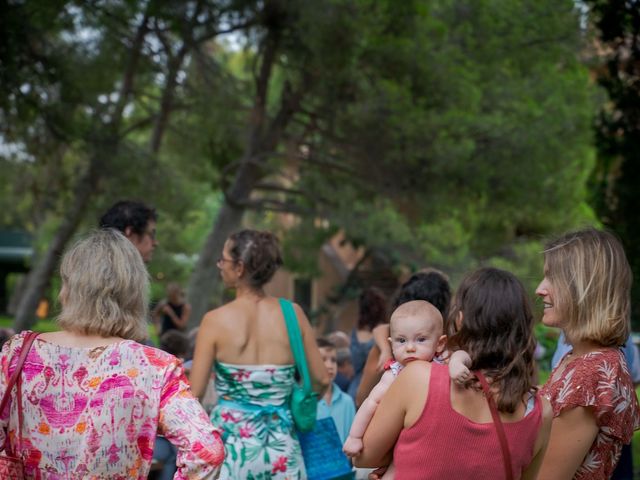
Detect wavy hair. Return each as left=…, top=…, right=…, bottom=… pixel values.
left=57, top=229, right=149, bottom=341
left=448, top=267, right=536, bottom=413
left=357, top=287, right=388, bottom=331
left=543, top=227, right=631, bottom=347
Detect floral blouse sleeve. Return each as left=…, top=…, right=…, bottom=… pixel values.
left=158, top=357, right=225, bottom=479
left=544, top=349, right=640, bottom=443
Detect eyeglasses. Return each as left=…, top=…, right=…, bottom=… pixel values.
left=145, top=228, right=157, bottom=241
left=217, top=256, right=235, bottom=265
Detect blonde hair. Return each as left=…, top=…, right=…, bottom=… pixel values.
left=544, top=228, right=631, bottom=347
left=57, top=229, right=149, bottom=342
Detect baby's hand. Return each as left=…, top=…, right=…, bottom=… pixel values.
left=449, top=361, right=471, bottom=385
left=376, top=350, right=393, bottom=372
left=343, top=435, right=363, bottom=457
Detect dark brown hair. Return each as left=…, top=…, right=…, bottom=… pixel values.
left=448, top=267, right=536, bottom=413
left=228, top=229, right=283, bottom=288
left=393, top=268, right=451, bottom=319
left=357, top=287, right=388, bottom=331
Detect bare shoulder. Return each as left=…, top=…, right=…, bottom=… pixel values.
left=396, top=360, right=432, bottom=385
left=200, top=303, right=235, bottom=330
left=290, top=301, right=307, bottom=318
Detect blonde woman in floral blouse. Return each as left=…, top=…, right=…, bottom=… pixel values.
left=190, top=229, right=330, bottom=479
left=537, top=228, right=640, bottom=479
left=0, top=229, right=224, bottom=479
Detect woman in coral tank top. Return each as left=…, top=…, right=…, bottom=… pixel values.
left=354, top=267, right=553, bottom=479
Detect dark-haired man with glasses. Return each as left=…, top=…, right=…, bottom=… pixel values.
left=99, top=200, right=158, bottom=263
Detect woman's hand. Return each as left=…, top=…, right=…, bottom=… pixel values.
left=368, top=466, right=388, bottom=480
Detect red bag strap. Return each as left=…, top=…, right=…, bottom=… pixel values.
left=476, top=370, right=513, bottom=480
left=0, top=331, right=40, bottom=454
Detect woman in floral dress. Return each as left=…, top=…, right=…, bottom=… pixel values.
left=0, top=229, right=224, bottom=479
left=537, top=228, right=640, bottom=479
left=190, top=229, right=330, bottom=479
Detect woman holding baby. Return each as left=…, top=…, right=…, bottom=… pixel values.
left=355, top=267, right=553, bottom=479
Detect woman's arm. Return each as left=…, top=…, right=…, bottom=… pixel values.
left=189, top=311, right=218, bottom=400
left=372, top=323, right=392, bottom=370
left=163, top=303, right=191, bottom=330
left=521, top=396, right=553, bottom=480
left=159, top=359, right=225, bottom=478
left=536, top=406, right=599, bottom=480
left=176, top=303, right=191, bottom=329
left=356, top=346, right=384, bottom=407
left=355, top=361, right=431, bottom=468
left=295, top=303, right=330, bottom=394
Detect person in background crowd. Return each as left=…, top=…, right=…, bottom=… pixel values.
left=189, top=229, right=330, bottom=479
left=0, top=229, right=223, bottom=478
left=335, top=347, right=355, bottom=392
left=153, top=283, right=191, bottom=335
left=317, top=338, right=356, bottom=443
left=99, top=200, right=158, bottom=263
left=348, top=287, right=388, bottom=401
left=316, top=337, right=356, bottom=443
left=537, top=228, right=640, bottom=479
left=327, top=330, right=354, bottom=391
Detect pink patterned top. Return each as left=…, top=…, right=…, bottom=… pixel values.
left=540, top=348, right=640, bottom=480
left=0, top=331, right=225, bottom=479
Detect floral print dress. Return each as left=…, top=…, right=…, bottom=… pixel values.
left=210, top=361, right=305, bottom=480
left=541, top=348, right=640, bottom=479
left=0, top=331, right=225, bottom=479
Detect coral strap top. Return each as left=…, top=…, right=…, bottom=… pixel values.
left=393, top=363, right=541, bottom=479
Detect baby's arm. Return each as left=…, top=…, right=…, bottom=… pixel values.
left=372, top=324, right=393, bottom=371
left=449, top=350, right=472, bottom=384
left=344, top=370, right=395, bottom=457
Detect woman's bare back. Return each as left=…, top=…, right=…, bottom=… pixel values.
left=212, top=296, right=296, bottom=365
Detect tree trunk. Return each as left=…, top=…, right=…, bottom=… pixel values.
left=13, top=163, right=99, bottom=331
left=186, top=201, right=245, bottom=326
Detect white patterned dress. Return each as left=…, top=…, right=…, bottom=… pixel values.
left=210, top=361, right=305, bottom=480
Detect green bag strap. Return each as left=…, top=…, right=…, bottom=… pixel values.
left=279, top=298, right=312, bottom=393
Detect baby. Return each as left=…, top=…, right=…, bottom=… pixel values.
left=344, top=300, right=467, bottom=479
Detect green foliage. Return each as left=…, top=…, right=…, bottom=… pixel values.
left=1, top=0, right=602, bottom=319
left=585, top=0, right=640, bottom=326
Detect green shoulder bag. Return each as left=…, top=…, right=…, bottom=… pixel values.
left=279, top=298, right=318, bottom=432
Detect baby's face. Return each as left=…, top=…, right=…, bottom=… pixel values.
left=389, top=313, right=446, bottom=365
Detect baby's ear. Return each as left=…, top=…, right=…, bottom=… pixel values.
left=436, top=334, right=447, bottom=353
